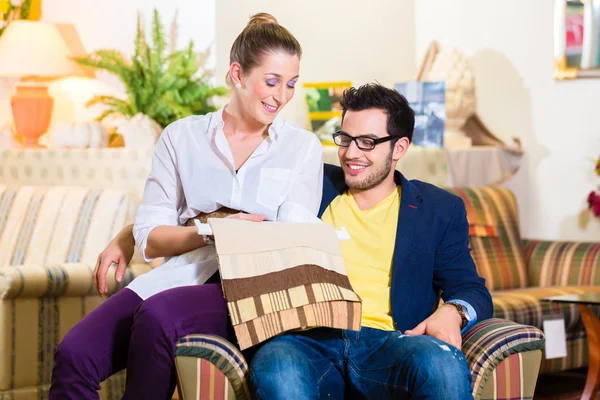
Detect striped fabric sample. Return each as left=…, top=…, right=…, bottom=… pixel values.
left=210, top=218, right=362, bottom=350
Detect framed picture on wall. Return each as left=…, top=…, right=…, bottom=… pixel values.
left=394, top=81, right=446, bottom=148
left=303, top=81, right=352, bottom=143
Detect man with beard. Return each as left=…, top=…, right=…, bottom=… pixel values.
left=248, top=83, right=493, bottom=400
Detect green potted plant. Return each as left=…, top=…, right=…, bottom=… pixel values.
left=73, top=9, right=228, bottom=147
left=0, top=0, right=42, bottom=36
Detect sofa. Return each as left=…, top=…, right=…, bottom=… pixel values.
left=0, top=184, right=151, bottom=399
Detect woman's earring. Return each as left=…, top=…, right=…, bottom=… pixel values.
left=235, top=82, right=242, bottom=89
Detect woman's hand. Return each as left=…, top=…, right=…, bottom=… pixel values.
left=94, top=225, right=135, bottom=296
left=225, top=212, right=266, bottom=222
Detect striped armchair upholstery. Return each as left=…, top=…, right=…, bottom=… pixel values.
left=0, top=185, right=151, bottom=399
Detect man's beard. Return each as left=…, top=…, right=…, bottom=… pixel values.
left=346, top=149, right=393, bottom=191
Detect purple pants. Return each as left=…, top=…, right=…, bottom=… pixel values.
left=49, top=283, right=230, bottom=400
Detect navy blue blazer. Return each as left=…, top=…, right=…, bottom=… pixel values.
left=318, top=164, right=493, bottom=332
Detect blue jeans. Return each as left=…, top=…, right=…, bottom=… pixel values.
left=249, top=327, right=473, bottom=400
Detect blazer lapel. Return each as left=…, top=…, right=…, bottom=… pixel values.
left=392, top=172, right=423, bottom=275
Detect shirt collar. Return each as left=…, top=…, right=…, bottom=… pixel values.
left=208, top=105, right=286, bottom=141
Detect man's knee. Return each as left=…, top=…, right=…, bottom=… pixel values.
left=407, top=336, right=472, bottom=396
left=249, top=338, right=316, bottom=399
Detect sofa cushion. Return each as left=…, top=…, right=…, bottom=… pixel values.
left=446, top=187, right=528, bottom=291
left=492, top=285, right=600, bottom=331
left=525, top=240, right=600, bottom=287
left=0, top=185, right=139, bottom=267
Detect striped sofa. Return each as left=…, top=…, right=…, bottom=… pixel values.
left=0, top=185, right=151, bottom=400
left=173, top=186, right=566, bottom=400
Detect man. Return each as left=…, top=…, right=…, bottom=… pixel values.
left=248, top=84, right=492, bottom=399
left=94, top=83, right=492, bottom=399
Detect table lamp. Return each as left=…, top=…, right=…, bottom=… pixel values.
left=0, top=21, right=85, bottom=147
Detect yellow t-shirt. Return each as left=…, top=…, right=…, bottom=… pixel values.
left=321, top=186, right=401, bottom=331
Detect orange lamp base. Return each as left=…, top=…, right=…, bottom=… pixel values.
left=11, top=84, right=54, bottom=148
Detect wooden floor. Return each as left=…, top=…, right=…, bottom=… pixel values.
left=535, top=368, right=600, bottom=399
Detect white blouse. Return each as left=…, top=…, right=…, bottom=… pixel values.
left=128, top=107, right=324, bottom=299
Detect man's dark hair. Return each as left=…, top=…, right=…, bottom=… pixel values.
left=340, top=83, right=415, bottom=143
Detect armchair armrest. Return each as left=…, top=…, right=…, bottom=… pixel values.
left=175, top=334, right=251, bottom=400
left=0, top=263, right=151, bottom=299
left=462, top=318, right=545, bottom=399
left=524, top=240, right=600, bottom=286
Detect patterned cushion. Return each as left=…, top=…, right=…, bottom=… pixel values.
left=0, top=185, right=138, bottom=266
left=461, top=318, right=545, bottom=400
left=492, top=285, right=600, bottom=331
left=446, top=187, right=528, bottom=291
left=209, top=218, right=362, bottom=350
left=524, top=240, right=600, bottom=287
left=176, top=334, right=250, bottom=400
left=450, top=187, right=498, bottom=237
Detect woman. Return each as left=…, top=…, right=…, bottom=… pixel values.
left=49, top=13, right=323, bottom=400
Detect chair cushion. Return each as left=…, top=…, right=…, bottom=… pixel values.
left=446, top=187, right=528, bottom=291
left=492, top=285, right=600, bottom=331
left=209, top=218, right=362, bottom=350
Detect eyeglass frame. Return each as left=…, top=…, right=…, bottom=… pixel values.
left=332, top=130, right=401, bottom=151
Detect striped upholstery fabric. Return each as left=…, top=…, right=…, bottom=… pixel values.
left=524, top=240, right=600, bottom=287
left=175, top=335, right=249, bottom=400
left=492, top=286, right=600, bottom=330
left=0, top=185, right=138, bottom=266
left=175, top=358, right=236, bottom=400
left=478, top=351, right=542, bottom=400
left=445, top=187, right=528, bottom=290
left=461, top=318, right=545, bottom=400
left=209, top=218, right=361, bottom=350
left=540, top=330, right=589, bottom=374
left=0, top=185, right=150, bottom=399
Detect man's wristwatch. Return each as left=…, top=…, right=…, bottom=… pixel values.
left=445, top=302, right=469, bottom=329
left=202, top=234, right=214, bottom=245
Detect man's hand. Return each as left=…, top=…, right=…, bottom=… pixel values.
left=93, top=225, right=135, bottom=296
left=404, top=304, right=463, bottom=348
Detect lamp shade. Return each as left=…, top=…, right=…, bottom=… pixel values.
left=0, top=21, right=85, bottom=78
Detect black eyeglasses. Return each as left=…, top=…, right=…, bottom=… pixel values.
left=332, top=131, right=399, bottom=151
